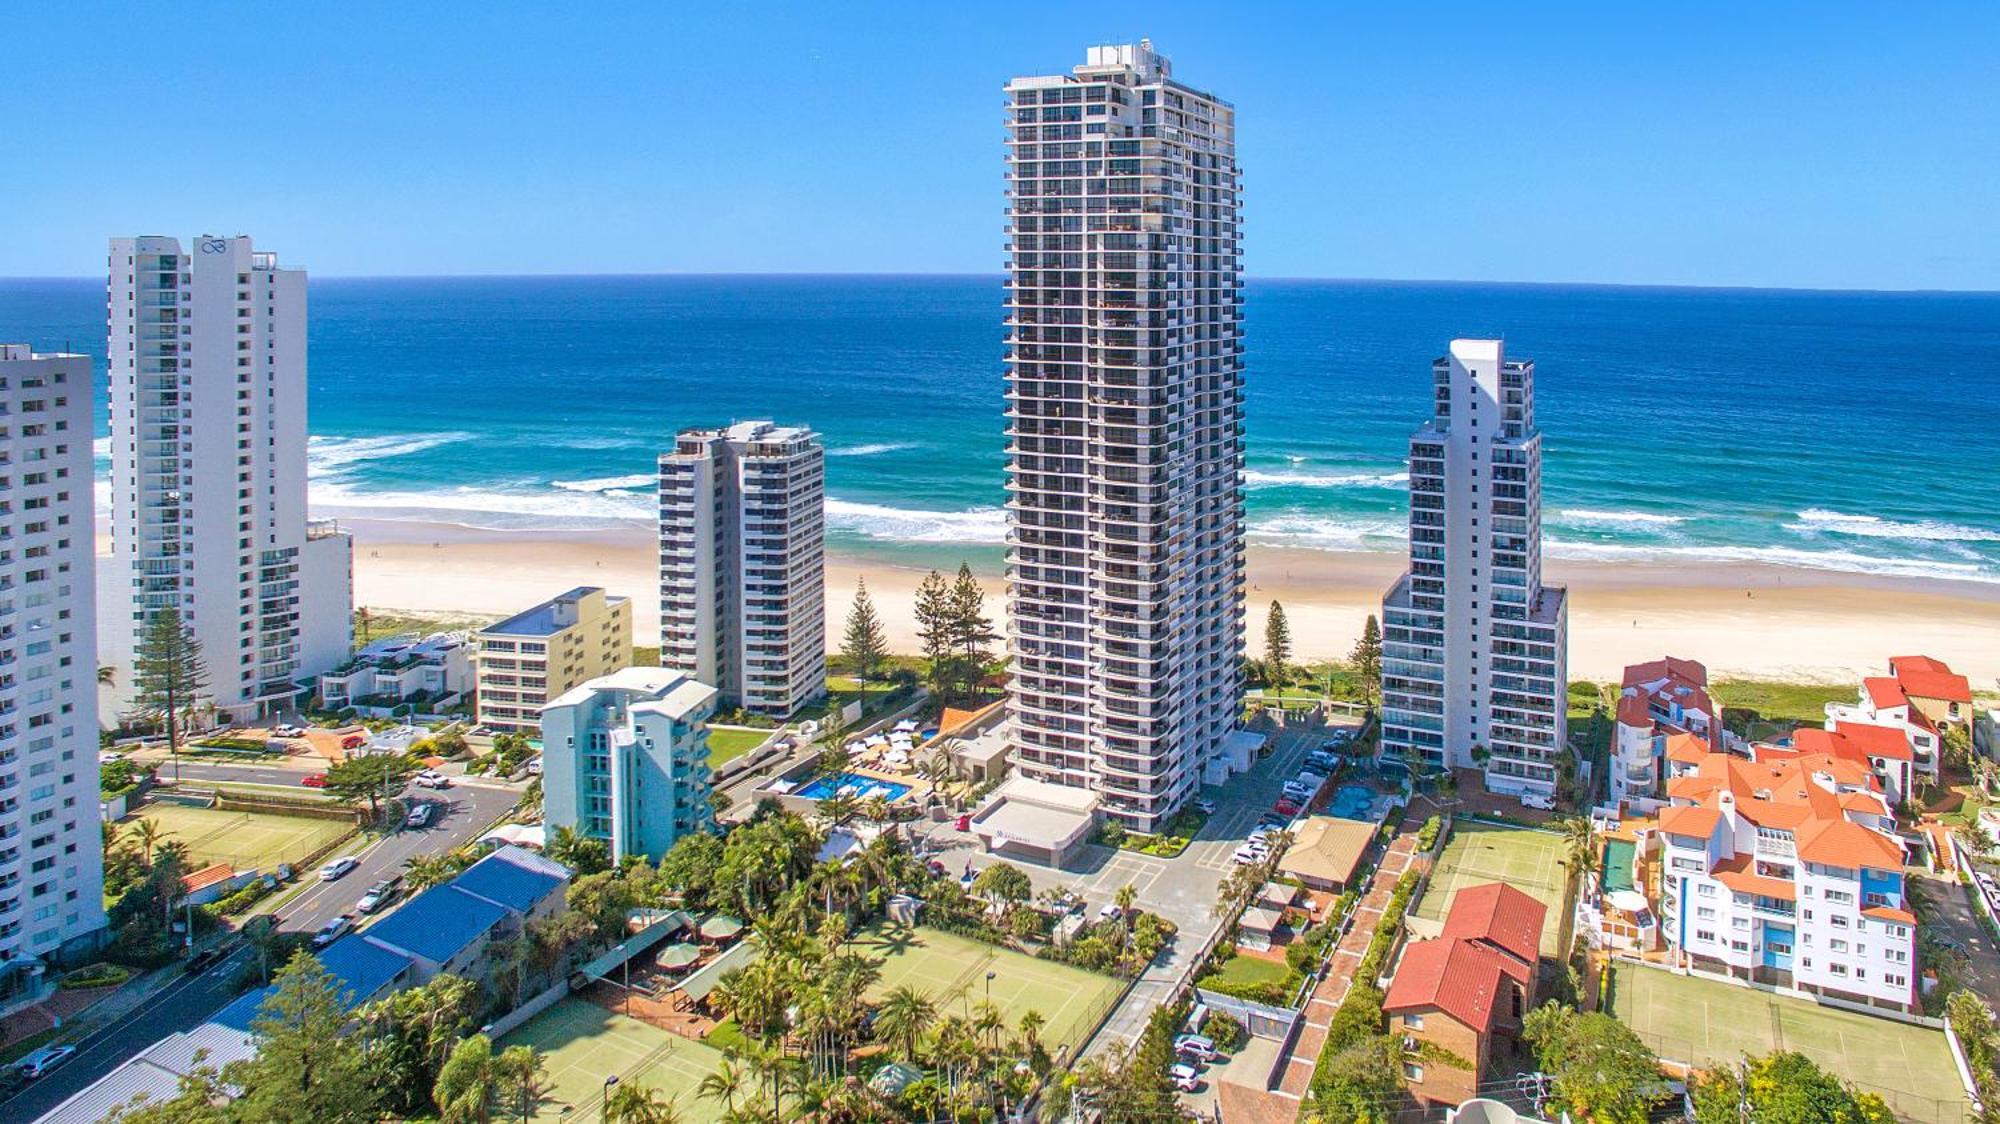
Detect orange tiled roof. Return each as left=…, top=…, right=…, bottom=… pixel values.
left=1623, top=656, right=1708, bottom=690
left=1829, top=722, right=1915, bottom=763
left=1441, top=882, right=1545, bottom=967
left=1712, top=856, right=1797, bottom=901
left=182, top=862, right=236, bottom=895
left=1795, top=817, right=1903, bottom=871
left=1864, top=677, right=1909, bottom=710
left=1660, top=805, right=1722, bottom=839
left=1864, top=904, right=1917, bottom=925
left=1383, top=931, right=1531, bottom=1031
left=1665, top=732, right=1710, bottom=765
left=1617, top=694, right=1653, bottom=729
left=1895, top=664, right=1973, bottom=705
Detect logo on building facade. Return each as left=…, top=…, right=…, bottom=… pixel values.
left=198, top=238, right=230, bottom=254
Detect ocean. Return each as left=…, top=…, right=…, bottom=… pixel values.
left=5, top=274, right=1997, bottom=584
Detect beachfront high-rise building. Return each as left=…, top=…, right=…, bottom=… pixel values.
left=0, top=346, right=107, bottom=977
left=1381, top=340, right=1569, bottom=795
left=1003, top=41, right=1245, bottom=831
left=107, top=236, right=353, bottom=721
left=657, top=422, right=825, bottom=717
left=539, top=667, right=717, bottom=863
left=474, top=587, right=632, bottom=732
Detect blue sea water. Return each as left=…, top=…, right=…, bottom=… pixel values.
left=4, top=274, right=1996, bottom=584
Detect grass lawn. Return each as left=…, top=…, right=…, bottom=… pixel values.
left=500, top=996, right=726, bottom=1122
left=850, top=923, right=1126, bottom=1056
left=1607, top=965, right=1968, bottom=1121
left=1414, top=820, right=1569, bottom=957
left=127, top=803, right=351, bottom=872
left=352, top=608, right=498, bottom=648
left=1203, top=953, right=1299, bottom=999
left=705, top=726, right=772, bottom=768
left=1714, top=677, right=1855, bottom=742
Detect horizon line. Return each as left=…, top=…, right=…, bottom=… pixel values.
left=3, top=270, right=1995, bottom=297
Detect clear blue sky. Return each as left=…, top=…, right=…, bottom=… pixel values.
left=7, top=1, right=1996, bottom=289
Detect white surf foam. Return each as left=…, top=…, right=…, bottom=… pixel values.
left=1788, top=508, right=2000, bottom=544
left=828, top=442, right=919, bottom=457
left=1552, top=508, right=1689, bottom=528
left=1244, top=469, right=1408, bottom=489
left=307, top=432, right=474, bottom=477
left=824, top=499, right=1007, bottom=544
left=551, top=474, right=655, bottom=493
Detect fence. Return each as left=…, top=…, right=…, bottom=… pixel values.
left=1193, top=988, right=1300, bottom=1042
left=483, top=979, right=571, bottom=1040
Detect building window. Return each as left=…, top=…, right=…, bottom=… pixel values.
left=1404, top=1063, right=1424, bottom=1082
left=1403, top=1014, right=1424, bottom=1031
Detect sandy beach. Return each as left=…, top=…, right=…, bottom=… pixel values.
left=331, top=517, right=2000, bottom=688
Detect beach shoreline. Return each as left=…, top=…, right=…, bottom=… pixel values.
left=332, top=516, right=2000, bottom=687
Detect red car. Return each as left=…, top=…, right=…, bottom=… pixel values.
left=300, top=773, right=329, bottom=788
left=1273, top=798, right=1301, bottom=817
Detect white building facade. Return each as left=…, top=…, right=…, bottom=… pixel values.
left=107, top=236, right=352, bottom=722
left=318, top=631, right=474, bottom=711
left=1656, top=753, right=1917, bottom=1012
left=657, top=422, right=825, bottom=717
left=539, top=667, right=717, bottom=863
left=1002, top=41, right=1246, bottom=831
left=0, top=346, right=106, bottom=976
left=1382, top=341, right=1568, bottom=795
left=1611, top=656, right=1718, bottom=811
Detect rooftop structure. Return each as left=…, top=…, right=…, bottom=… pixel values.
left=658, top=421, right=827, bottom=717
left=318, top=629, right=473, bottom=710
left=474, top=587, right=632, bottom=731
left=969, top=774, right=1102, bottom=868
left=1823, top=655, right=1969, bottom=787
left=1276, top=814, right=1377, bottom=891
left=1002, top=40, right=1246, bottom=832
left=1381, top=341, right=1569, bottom=795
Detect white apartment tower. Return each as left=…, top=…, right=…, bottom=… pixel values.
left=0, top=347, right=106, bottom=974
left=657, top=422, right=826, bottom=717
left=1381, top=340, right=1568, bottom=795
left=108, top=236, right=353, bottom=721
left=1003, top=42, right=1245, bottom=831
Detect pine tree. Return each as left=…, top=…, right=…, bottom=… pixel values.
left=947, top=563, right=996, bottom=698
left=840, top=578, right=889, bottom=683
left=1264, top=601, right=1293, bottom=690
left=1351, top=614, right=1383, bottom=707
left=129, top=607, right=209, bottom=785
left=913, top=570, right=954, bottom=692
left=224, top=951, right=378, bottom=1123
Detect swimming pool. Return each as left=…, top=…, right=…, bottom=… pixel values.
left=1326, top=783, right=1377, bottom=820
left=794, top=771, right=912, bottom=803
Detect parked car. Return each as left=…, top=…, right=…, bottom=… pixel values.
left=1174, top=1034, right=1217, bottom=1062
left=1098, top=902, right=1125, bottom=921
left=300, top=772, right=329, bottom=788
left=319, top=856, right=359, bottom=882
left=341, top=734, right=366, bottom=751
left=1170, top=1062, right=1201, bottom=1092
left=1192, top=798, right=1217, bottom=815
left=184, top=946, right=229, bottom=975
left=1519, top=791, right=1557, bottom=811
left=1232, top=844, right=1266, bottom=865
left=17, top=1044, right=77, bottom=1079
left=1274, top=798, right=1301, bottom=817
left=357, top=879, right=400, bottom=914
left=310, top=915, right=354, bottom=949
left=405, top=802, right=436, bottom=829
left=415, top=770, right=450, bottom=790
left=273, top=724, right=306, bottom=738
left=1257, top=813, right=1290, bottom=831
left=955, top=814, right=971, bottom=831
left=525, top=758, right=543, bottom=776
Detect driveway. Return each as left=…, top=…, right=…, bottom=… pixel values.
left=1915, top=871, right=2000, bottom=1010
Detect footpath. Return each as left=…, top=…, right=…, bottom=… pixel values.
left=1220, top=796, right=1434, bottom=1120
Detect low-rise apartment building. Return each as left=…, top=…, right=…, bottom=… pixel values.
left=1611, top=656, right=1719, bottom=811
left=474, top=587, right=631, bottom=731
left=318, top=630, right=473, bottom=711
left=1822, top=655, right=1970, bottom=786
left=540, top=667, right=717, bottom=863
left=1655, top=751, right=1916, bottom=1012
left=1385, top=883, right=1546, bottom=1108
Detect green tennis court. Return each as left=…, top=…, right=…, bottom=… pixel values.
left=850, top=924, right=1126, bottom=1056
left=1608, top=965, right=1968, bottom=1122
left=127, top=803, right=351, bottom=872
left=1413, top=820, right=1569, bottom=956
left=500, top=997, right=725, bottom=1122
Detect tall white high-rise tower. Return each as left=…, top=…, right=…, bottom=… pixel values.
left=657, top=421, right=826, bottom=717
left=0, top=346, right=107, bottom=973
left=1381, top=340, right=1568, bottom=795
left=1003, top=42, right=1245, bottom=831
left=108, top=236, right=352, bottom=721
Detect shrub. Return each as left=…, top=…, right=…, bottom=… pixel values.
left=62, top=962, right=132, bottom=990
left=1416, top=814, right=1443, bottom=851
left=1205, top=1011, right=1246, bottom=1051
left=216, top=879, right=276, bottom=916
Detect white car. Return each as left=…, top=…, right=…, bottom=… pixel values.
left=1519, top=791, right=1557, bottom=811
left=1099, top=902, right=1125, bottom=921
left=17, top=1044, right=76, bottom=1079
left=273, top=724, right=307, bottom=738
left=405, top=802, right=436, bottom=829
left=415, top=769, right=450, bottom=789
left=319, top=856, right=360, bottom=882
left=1232, top=845, right=1266, bottom=865
left=310, top=915, right=353, bottom=949
left=1170, top=1062, right=1201, bottom=1092
left=1174, top=1034, right=1217, bottom=1061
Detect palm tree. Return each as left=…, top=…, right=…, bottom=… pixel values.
left=1555, top=815, right=1596, bottom=886
left=494, top=1044, right=546, bottom=1122
left=973, top=998, right=1006, bottom=1051
left=1114, top=882, right=1138, bottom=949
left=131, top=818, right=166, bottom=871
left=697, top=1055, right=747, bottom=1116
left=873, top=985, right=936, bottom=1062
left=1018, top=1008, right=1046, bottom=1058
left=604, top=1081, right=684, bottom=1124
left=97, top=664, right=116, bottom=686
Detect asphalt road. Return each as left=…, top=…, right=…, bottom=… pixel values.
left=1, top=775, right=524, bottom=1121
left=152, top=756, right=326, bottom=791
